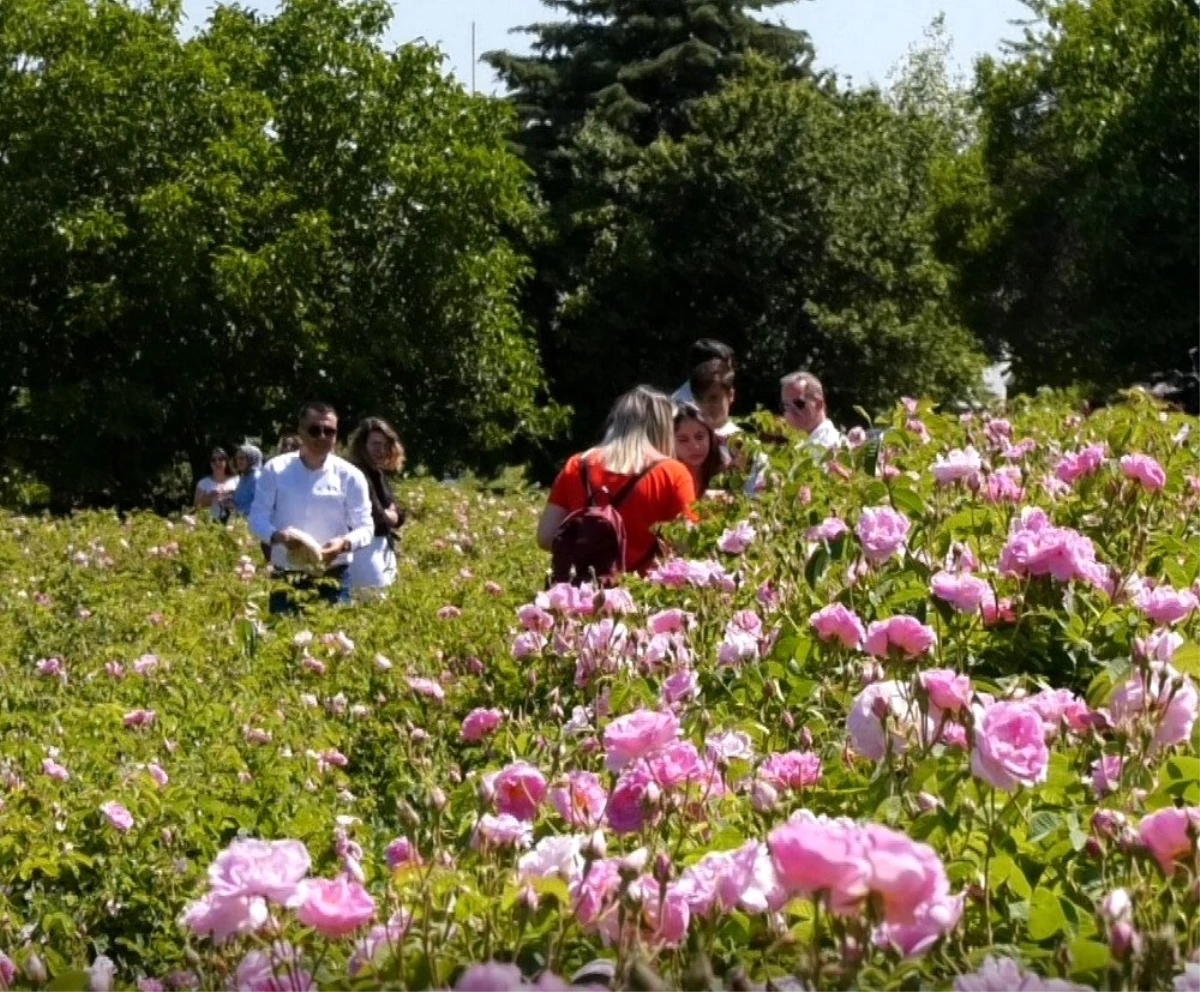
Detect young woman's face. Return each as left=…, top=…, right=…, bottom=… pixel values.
left=674, top=418, right=711, bottom=469
left=365, top=430, right=391, bottom=468
left=697, top=385, right=733, bottom=429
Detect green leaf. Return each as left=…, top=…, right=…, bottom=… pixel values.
left=1172, top=643, right=1200, bottom=678
left=1028, top=809, right=1062, bottom=843
left=1028, top=888, right=1068, bottom=940
left=1068, top=938, right=1110, bottom=977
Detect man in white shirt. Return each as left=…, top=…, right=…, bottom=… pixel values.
left=249, top=401, right=374, bottom=613
left=780, top=371, right=843, bottom=451
left=671, top=338, right=735, bottom=405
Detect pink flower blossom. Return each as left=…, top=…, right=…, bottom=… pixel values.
left=954, top=956, right=1092, bottom=991
left=472, top=813, right=533, bottom=850
left=931, top=571, right=993, bottom=613
left=982, top=467, right=1026, bottom=504
left=100, top=801, right=134, bottom=832
left=848, top=681, right=928, bottom=761
left=147, top=762, right=169, bottom=788
left=661, top=668, right=700, bottom=706
left=706, top=730, right=755, bottom=763
left=931, top=447, right=982, bottom=485
left=437, top=605, right=462, bottom=620
left=454, top=963, right=525, bottom=991
left=1136, top=584, right=1199, bottom=625
left=857, top=507, right=911, bottom=562
left=36, top=657, right=66, bottom=679
left=1120, top=454, right=1167, bottom=492
left=1136, top=629, right=1184, bottom=664
left=971, top=701, right=1050, bottom=792
left=806, top=518, right=850, bottom=543
left=518, top=835, right=585, bottom=885
left=1091, top=755, right=1123, bottom=798
left=123, top=708, right=156, bottom=729
left=511, top=631, right=548, bottom=659
left=1028, top=688, right=1091, bottom=738
left=207, top=839, right=311, bottom=904
left=810, top=603, right=866, bottom=649
left=179, top=892, right=268, bottom=945
left=647, top=608, right=692, bottom=634
left=492, top=762, right=547, bottom=821
left=1055, top=443, right=1107, bottom=484
left=461, top=708, right=503, bottom=742
left=920, top=670, right=972, bottom=712
left=864, top=616, right=937, bottom=659
left=42, top=758, right=70, bottom=781
left=385, top=837, right=421, bottom=870
left=717, top=521, right=756, bottom=555
left=1110, top=661, right=1198, bottom=750
left=603, top=709, right=679, bottom=772
left=999, top=509, right=1108, bottom=589
left=874, top=889, right=964, bottom=958
left=1138, top=806, right=1200, bottom=874
left=294, top=875, right=375, bottom=938
left=405, top=677, right=445, bottom=703
left=549, top=771, right=608, bottom=829
left=758, top=751, right=822, bottom=791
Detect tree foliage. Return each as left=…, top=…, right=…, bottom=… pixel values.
left=0, top=0, right=557, bottom=507
left=938, top=0, right=1199, bottom=393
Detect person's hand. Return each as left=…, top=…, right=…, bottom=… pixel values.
left=320, top=537, right=350, bottom=565
left=383, top=505, right=400, bottom=527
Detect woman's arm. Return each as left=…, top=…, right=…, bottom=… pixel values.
left=194, top=482, right=211, bottom=508
left=536, top=504, right=568, bottom=551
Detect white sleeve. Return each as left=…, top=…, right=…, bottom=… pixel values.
left=248, top=462, right=278, bottom=544
left=343, top=468, right=375, bottom=551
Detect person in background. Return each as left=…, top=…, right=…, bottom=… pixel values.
left=194, top=447, right=237, bottom=522
left=278, top=434, right=302, bottom=455
left=672, top=339, right=735, bottom=405
left=345, top=417, right=406, bottom=593
left=538, top=386, right=697, bottom=581
left=231, top=442, right=263, bottom=517
left=781, top=371, right=843, bottom=450
left=689, top=357, right=740, bottom=439
left=673, top=402, right=724, bottom=496
left=249, top=402, right=374, bottom=613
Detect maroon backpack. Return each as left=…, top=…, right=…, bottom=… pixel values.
left=550, top=459, right=656, bottom=586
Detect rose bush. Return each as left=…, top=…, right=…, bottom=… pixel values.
left=0, top=391, right=1196, bottom=990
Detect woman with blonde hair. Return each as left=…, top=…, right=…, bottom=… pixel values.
left=537, top=386, right=696, bottom=582
left=345, top=417, right=407, bottom=592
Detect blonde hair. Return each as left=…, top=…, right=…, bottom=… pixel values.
left=588, top=386, right=676, bottom=475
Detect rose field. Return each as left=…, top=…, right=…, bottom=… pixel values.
left=1, top=394, right=1198, bottom=992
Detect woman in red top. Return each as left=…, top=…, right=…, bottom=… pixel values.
left=537, top=386, right=697, bottom=575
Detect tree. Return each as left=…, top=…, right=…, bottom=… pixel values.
left=938, top=0, right=1199, bottom=393
left=550, top=57, right=986, bottom=425
left=0, top=0, right=557, bottom=507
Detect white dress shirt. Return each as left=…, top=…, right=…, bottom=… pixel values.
left=807, top=418, right=843, bottom=450
left=249, top=453, right=374, bottom=570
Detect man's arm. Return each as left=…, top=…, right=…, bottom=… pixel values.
left=248, top=462, right=279, bottom=545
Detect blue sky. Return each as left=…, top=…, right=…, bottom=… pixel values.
left=179, top=0, right=1033, bottom=92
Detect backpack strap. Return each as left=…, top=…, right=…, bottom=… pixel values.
left=609, top=460, right=661, bottom=509
left=580, top=457, right=596, bottom=507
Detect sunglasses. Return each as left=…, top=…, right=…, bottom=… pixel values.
left=211, top=456, right=227, bottom=464
left=305, top=424, right=338, bottom=439
left=783, top=398, right=808, bottom=413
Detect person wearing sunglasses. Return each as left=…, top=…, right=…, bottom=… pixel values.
left=780, top=371, right=842, bottom=450
left=248, top=401, right=374, bottom=613
left=194, top=447, right=238, bottom=522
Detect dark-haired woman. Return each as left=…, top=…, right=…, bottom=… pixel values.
left=195, top=448, right=237, bottom=522
left=346, top=418, right=406, bottom=592
left=673, top=402, right=724, bottom=497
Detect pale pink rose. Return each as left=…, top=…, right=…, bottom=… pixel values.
left=647, top=608, right=692, bottom=634
left=758, top=751, right=822, bottom=791
left=810, top=603, right=866, bottom=649
left=385, top=837, right=421, bottom=870
left=549, top=772, right=608, bottom=829
left=767, top=812, right=871, bottom=913
left=845, top=427, right=867, bottom=448
left=640, top=881, right=690, bottom=947
left=717, top=521, right=756, bottom=554
left=1090, top=755, right=1123, bottom=797
left=931, top=447, right=982, bottom=485
left=930, top=571, right=993, bottom=613
left=42, top=758, right=70, bottom=781
left=982, top=466, right=1025, bottom=505
left=661, top=668, right=699, bottom=706
left=983, top=418, right=1012, bottom=445
left=864, top=616, right=937, bottom=659
left=602, top=708, right=679, bottom=772
left=207, top=839, right=311, bottom=904
left=518, top=835, right=585, bottom=885
left=570, top=857, right=622, bottom=938
left=874, top=890, right=964, bottom=958
left=848, top=681, right=928, bottom=761
left=1028, top=688, right=1091, bottom=738
left=405, top=676, right=445, bottom=702
left=100, top=801, right=134, bottom=832
left=806, top=518, right=850, bottom=543
left=857, top=507, right=911, bottom=562
left=89, top=955, right=116, bottom=992
left=1172, top=963, right=1200, bottom=992
left=1055, top=443, right=1107, bottom=484
left=1138, top=806, right=1200, bottom=873
left=999, top=511, right=1108, bottom=589
left=1136, top=584, right=1199, bottom=625
left=639, top=740, right=723, bottom=794
left=178, top=892, right=268, bottom=945
left=349, top=911, right=412, bottom=977
left=455, top=963, right=525, bottom=991
left=971, top=701, right=1050, bottom=792
left=147, top=762, right=169, bottom=788
left=472, top=813, right=533, bottom=850
left=920, top=670, right=972, bottom=712
left=1135, top=629, right=1184, bottom=664
left=511, top=631, right=548, bottom=659
left=606, top=767, right=657, bottom=835
left=1110, top=661, right=1198, bottom=750
left=461, top=708, right=503, bottom=742
left=294, top=875, right=375, bottom=938
left=706, top=730, right=755, bottom=764
left=492, top=761, right=547, bottom=821
left=517, top=603, right=555, bottom=632
left=1120, top=454, right=1166, bottom=492
left=235, top=944, right=314, bottom=992
left=717, top=626, right=760, bottom=666
left=954, top=955, right=1092, bottom=991
left=861, top=824, right=949, bottom=925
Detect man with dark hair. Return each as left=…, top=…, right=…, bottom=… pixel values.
left=672, top=339, right=735, bottom=405
left=249, top=402, right=373, bottom=613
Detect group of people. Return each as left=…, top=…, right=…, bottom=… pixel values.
left=194, top=405, right=407, bottom=611
left=192, top=339, right=840, bottom=605
left=538, top=339, right=842, bottom=584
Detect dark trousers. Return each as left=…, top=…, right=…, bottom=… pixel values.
left=268, top=566, right=350, bottom=615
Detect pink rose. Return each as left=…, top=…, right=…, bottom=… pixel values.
left=606, top=767, right=657, bottom=835
left=717, top=521, right=756, bottom=554
left=640, top=882, right=690, bottom=947
left=294, top=875, right=375, bottom=938
left=1110, top=662, right=1198, bottom=750
left=1090, top=755, right=1123, bottom=798
left=207, top=839, right=311, bottom=904
left=810, top=603, right=866, bottom=649
left=385, top=837, right=421, bottom=870
left=1120, top=454, right=1166, bottom=492
left=179, top=892, right=267, bottom=945
left=861, top=824, right=949, bottom=925
left=1135, top=629, right=1184, bottom=664
left=758, top=751, right=822, bottom=791
left=1138, top=806, right=1200, bottom=874
left=100, top=801, right=134, bottom=832
left=954, top=956, right=1092, bottom=991
left=970, top=701, right=1049, bottom=792
left=848, top=681, right=928, bottom=761
left=647, top=608, right=692, bottom=634
left=931, top=447, right=982, bottom=485
left=123, top=708, right=156, bottom=729
left=856, top=507, right=911, bottom=562
left=1055, top=443, right=1107, bottom=484
left=806, top=518, right=850, bottom=543
left=549, top=771, right=608, bottom=829
left=660, top=668, right=699, bottom=706
left=405, top=677, right=445, bottom=702
left=919, top=669, right=972, bottom=712
left=1136, top=584, right=1199, bottom=625
left=492, top=761, right=547, bottom=822
left=455, top=963, right=526, bottom=991
left=43, top=758, right=70, bottom=781
left=602, top=708, right=679, bottom=772
left=873, top=890, right=964, bottom=958
left=1028, top=688, right=1091, bottom=738
left=472, top=813, right=533, bottom=850
left=511, top=631, right=548, bottom=659
left=930, top=571, right=993, bottom=613
left=864, top=616, right=937, bottom=659
left=767, top=812, right=871, bottom=913
left=461, top=708, right=503, bottom=742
